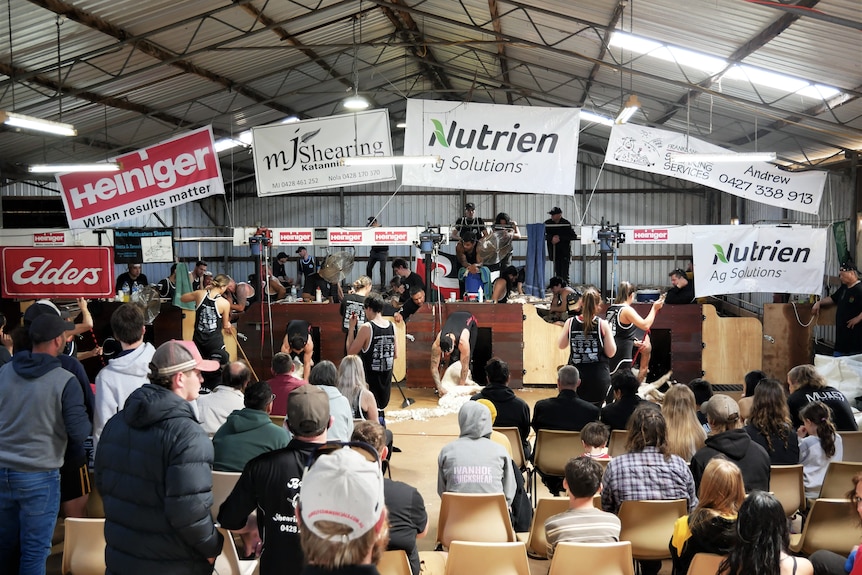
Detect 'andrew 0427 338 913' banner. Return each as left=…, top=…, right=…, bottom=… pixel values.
left=57, top=127, right=225, bottom=229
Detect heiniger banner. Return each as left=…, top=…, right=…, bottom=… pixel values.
left=402, top=99, right=580, bottom=194
left=691, top=226, right=826, bottom=297
left=58, top=126, right=225, bottom=229
left=605, top=124, right=827, bottom=215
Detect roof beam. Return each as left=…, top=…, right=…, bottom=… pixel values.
left=578, top=2, right=624, bottom=108
left=487, top=0, right=513, bottom=105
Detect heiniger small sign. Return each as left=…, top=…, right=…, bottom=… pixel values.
left=1, top=247, right=115, bottom=298
left=57, top=126, right=225, bottom=229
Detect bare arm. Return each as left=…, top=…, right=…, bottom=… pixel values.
left=217, top=298, right=233, bottom=333
left=69, top=298, right=94, bottom=337
left=491, top=278, right=507, bottom=302
left=601, top=318, right=617, bottom=358
left=346, top=322, right=370, bottom=356
left=179, top=290, right=201, bottom=304
left=557, top=318, right=572, bottom=349
left=620, top=297, right=664, bottom=331
left=812, top=295, right=833, bottom=314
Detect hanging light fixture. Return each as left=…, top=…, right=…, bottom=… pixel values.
left=29, top=163, right=120, bottom=173
left=342, top=7, right=370, bottom=111
left=0, top=111, right=77, bottom=136
left=340, top=155, right=440, bottom=166
left=615, top=94, right=641, bottom=124
left=667, top=152, right=777, bottom=163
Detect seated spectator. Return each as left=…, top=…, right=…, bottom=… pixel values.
left=690, top=394, right=771, bottom=493
left=353, top=421, right=428, bottom=575
left=197, top=360, right=251, bottom=437
left=670, top=458, right=745, bottom=575
left=787, top=364, right=857, bottom=431
left=687, top=377, right=713, bottom=433
left=296, top=360, right=351, bottom=442
left=601, top=369, right=644, bottom=431
left=213, top=381, right=290, bottom=471
left=798, top=401, right=843, bottom=499
left=543, top=276, right=578, bottom=324
left=438, top=401, right=515, bottom=507
left=662, top=384, right=706, bottom=462
left=743, top=378, right=799, bottom=465
left=267, top=352, right=307, bottom=417
left=580, top=421, right=610, bottom=459
left=471, top=357, right=532, bottom=460
left=545, top=457, right=621, bottom=559
left=738, top=369, right=767, bottom=423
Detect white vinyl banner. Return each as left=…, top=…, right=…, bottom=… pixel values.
left=605, top=124, right=827, bottom=214
left=252, top=109, right=395, bottom=196
left=402, top=99, right=579, bottom=194
left=691, top=226, right=827, bottom=297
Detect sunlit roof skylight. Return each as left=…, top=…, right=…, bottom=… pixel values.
left=610, top=31, right=841, bottom=101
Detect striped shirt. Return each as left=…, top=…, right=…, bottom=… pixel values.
left=545, top=507, right=621, bottom=559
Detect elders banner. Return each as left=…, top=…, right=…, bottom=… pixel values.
left=1, top=246, right=115, bottom=298
left=605, top=124, right=826, bottom=214
left=58, top=126, right=224, bottom=229
left=402, top=99, right=579, bottom=194
left=252, top=109, right=395, bottom=196
left=691, top=226, right=826, bottom=297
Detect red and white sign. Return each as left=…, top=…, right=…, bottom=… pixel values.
left=278, top=230, right=313, bottom=244
left=632, top=228, right=669, bottom=242
left=1, top=247, right=115, bottom=298
left=57, top=126, right=225, bottom=229
left=34, top=232, right=67, bottom=246
left=329, top=230, right=364, bottom=245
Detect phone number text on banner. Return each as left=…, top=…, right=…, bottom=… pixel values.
left=605, top=124, right=826, bottom=215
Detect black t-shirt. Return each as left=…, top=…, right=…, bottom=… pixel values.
left=833, top=282, right=862, bottom=354
left=399, top=272, right=426, bottom=304
left=115, top=272, right=149, bottom=293
left=384, top=478, right=427, bottom=575
left=787, top=384, right=858, bottom=431
left=454, top=216, right=486, bottom=239
left=665, top=280, right=695, bottom=304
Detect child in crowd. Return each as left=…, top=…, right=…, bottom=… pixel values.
left=580, top=421, right=610, bottom=459
left=798, top=401, right=843, bottom=499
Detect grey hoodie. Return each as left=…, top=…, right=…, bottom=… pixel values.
left=437, top=401, right=516, bottom=505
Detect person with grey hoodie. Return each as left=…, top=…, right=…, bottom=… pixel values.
left=93, top=303, right=156, bottom=452
left=437, top=401, right=516, bottom=506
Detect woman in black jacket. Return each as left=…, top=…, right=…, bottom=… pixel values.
left=744, top=378, right=800, bottom=465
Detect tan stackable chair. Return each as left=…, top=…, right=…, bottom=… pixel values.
left=517, top=496, right=569, bottom=558
left=214, top=526, right=259, bottom=575
left=377, top=549, right=412, bottom=575
left=770, top=464, right=805, bottom=517
left=840, top=431, right=862, bottom=462
left=444, top=541, right=530, bottom=575
left=61, top=517, right=106, bottom=575
left=608, top=430, right=630, bottom=457
left=789, top=498, right=861, bottom=555
left=548, top=541, right=635, bottom=575
left=494, top=426, right=528, bottom=471
left=532, top=429, right=584, bottom=498
left=211, top=470, right=242, bottom=520
left=618, top=499, right=687, bottom=562
left=436, top=492, right=516, bottom=549
left=819, top=462, right=862, bottom=498
left=686, top=552, right=726, bottom=575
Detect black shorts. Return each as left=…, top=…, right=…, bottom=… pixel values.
left=60, top=462, right=91, bottom=501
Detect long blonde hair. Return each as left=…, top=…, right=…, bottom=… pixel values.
left=690, top=458, right=745, bottom=531
left=579, top=287, right=601, bottom=335
left=662, top=384, right=706, bottom=461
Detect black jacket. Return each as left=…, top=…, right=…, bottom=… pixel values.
left=601, top=395, right=645, bottom=431
left=471, top=384, right=532, bottom=459
left=531, top=388, right=600, bottom=442
left=690, top=428, right=771, bottom=493
left=744, top=423, right=799, bottom=465
left=669, top=514, right=737, bottom=575
left=95, top=384, right=222, bottom=575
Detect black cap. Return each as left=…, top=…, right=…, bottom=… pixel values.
left=29, top=314, right=74, bottom=344
left=295, top=247, right=306, bottom=254
left=548, top=207, right=562, bottom=215
left=840, top=261, right=858, bottom=272
left=276, top=252, right=288, bottom=260
left=367, top=216, right=378, bottom=226
left=464, top=202, right=476, bottom=210
left=23, top=302, right=68, bottom=326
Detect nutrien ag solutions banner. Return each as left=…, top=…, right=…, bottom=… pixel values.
left=252, top=109, right=395, bottom=196
left=58, top=126, right=224, bottom=229
left=605, top=124, right=826, bottom=215
left=691, top=226, right=826, bottom=297
left=402, top=99, right=580, bottom=194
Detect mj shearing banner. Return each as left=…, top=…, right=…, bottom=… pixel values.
left=691, top=226, right=827, bottom=297
left=605, top=124, right=827, bottom=215
left=402, top=99, right=580, bottom=195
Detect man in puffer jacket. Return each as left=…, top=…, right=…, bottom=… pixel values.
left=95, top=340, right=223, bottom=575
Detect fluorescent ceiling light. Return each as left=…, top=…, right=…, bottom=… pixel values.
left=214, top=138, right=243, bottom=153
left=343, top=94, right=370, bottom=110
left=29, top=163, right=121, bottom=173
left=615, top=94, right=641, bottom=125
left=396, top=122, right=407, bottom=129
left=280, top=116, right=300, bottom=124
left=668, top=152, right=777, bottom=163
left=339, top=155, right=440, bottom=166
left=580, top=110, right=614, bottom=127
left=1, top=111, right=77, bottom=136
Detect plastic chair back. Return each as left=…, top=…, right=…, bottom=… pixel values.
left=549, top=541, right=635, bottom=575
left=214, top=526, right=258, bottom=575
left=444, top=541, right=530, bottom=575
left=495, top=426, right=527, bottom=470
left=437, top=492, right=516, bottom=549
left=618, top=499, right=687, bottom=561
left=686, top=552, right=725, bottom=575
left=61, top=518, right=106, bottom=575
left=789, top=498, right=861, bottom=556
left=819, top=462, right=862, bottom=499
left=770, top=464, right=805, bottom=517
left=212, top=470, right=242, bottom=520
left=608, top=430, right=630, bottom=457
left=378, top=550, right=412, bottom=575
left=840, top=432, right=862, bottom=463
left=523, top=496, right=569, bottom=558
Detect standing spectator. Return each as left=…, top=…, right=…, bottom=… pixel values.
left=662, top=384, right=706, bottom=462
left=93, top=303, right=156, bottom=452
left=189, top=260, right=208, bottom=291
left=366, top=217, right=390, bottom=290
left=544, top=206, right=576, bottom=281
left=347, top=295, right=397, bottom=410
left=0, top=314, right=90, bottom=574
left=601, top=370, right=645, bottom=431
left=557, top=287, right=616, bottom=406
left=267, top=352, right=307, bottom=416
left=219, top=385, right=331, bottom=575
left=340, top=276, right=372, bottom=347
left=95, top=340, right=223, bottom=574
left=665, top=268, right=695, bottom=304
left=543, top=277, right=578, bottom=324
left=812, top=261, right=862, bottom=356
left=690, top=394, right=771, bottom=493
left=295, top=247, right=316, bottom=289
left=157, top=263, right=178, bottom=300
left=602, top=405, right=698, bottom=575
left=305, top=361, right=352, bottom=442
left=272, top=252, right=290, bottom=284
left=197, top=360, right=251, bottom=437
left=798, top=401, right=843, bottom=499
left=787, top=364, right=857, bottom=431
left=212, top=381, right=289, bottom=472
left=471, top=357, right=532, bottom=460
left=452, top=202, right=487, bottom=240
left=353, top=421, right=428, bottom=575
left=544, top=457, right=620, bottom=560
left=392, top=258, right=426, bottom=304
left=438, top=401, right=516, bottom=506
left=531, top=365, right=599, bottom=495
left=115, top=262, right=149, bottom=294
left=297, top=443, right=389, bottom=575
left=743, top=378, right=799, bottom=465
left=492, top=212, right=521, bottom=269
left=455, top=231, right=489, bottom=299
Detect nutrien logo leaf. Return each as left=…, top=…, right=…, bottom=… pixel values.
left=713, top=244, right=728, bottom=264
left=431, top=119, right=449, bottom=148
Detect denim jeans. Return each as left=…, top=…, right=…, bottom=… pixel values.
left=0, top=468, right=61, bottom=575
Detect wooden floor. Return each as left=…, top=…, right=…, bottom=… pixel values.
left=48, top=385, right=674, bottom=575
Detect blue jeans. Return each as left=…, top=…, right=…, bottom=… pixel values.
left=0, top=468, right=61, bottom=575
